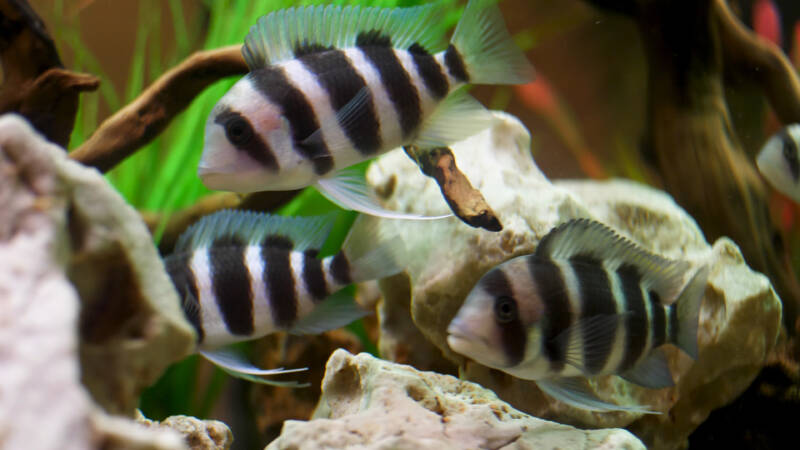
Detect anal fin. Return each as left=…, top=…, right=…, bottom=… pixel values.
left=200, top=348, right=309, bottom=387
left=289, top=290, right=369, bottom=335
left=315, top=167, right=452, bottom=220
left=620, top=349, right=675, bottom=389
left=536, top=378, right=659, bottom=414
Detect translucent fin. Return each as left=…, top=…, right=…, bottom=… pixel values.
left=620, top=349, right=674, bottom=389
left=671, top=265, right=709, bottom=360
left=200, top=348, right=309, bottom=387
left=536, top=378, right=658, bottom=414
left=558, top=314, right=628, bottom=374
left=173, top=210, right=334, bottom=252
left=450, top=0, right=534, bottom=85
left=315, top=168, right=452, bottom=220
left=340, top=215, right=407, bottom=282
left=289, top=290, right=369, bottom=335
left=301, top=87, right=372, bottom=154
left=411, top=88, right=495, bottom=148
left=243, top=3, right=445, bottom=69
left=536, top=218, right=690, bottom=301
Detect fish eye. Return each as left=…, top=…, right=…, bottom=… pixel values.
left=783, top=141, right=797, bottom=162
left=224, top=116, right=254, bottom=146
left=494, top=296, right=517, bottom=324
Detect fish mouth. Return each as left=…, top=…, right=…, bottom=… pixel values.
left=446, top=320, right=489, bottom=352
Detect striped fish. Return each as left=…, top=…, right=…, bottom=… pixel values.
left=757, top=124, right=800, bottom=203
left=198, top=0, right=534, bottom=219
left=164, top=210, right=404, bottom=385
left=446, top=218, right=708, bottom=412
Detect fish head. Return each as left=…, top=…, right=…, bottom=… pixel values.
left=199, top=75, right=305, bottom=192
left=447, top=258, right=544, bottom=371
left=757, top=124, right=800, bottom=202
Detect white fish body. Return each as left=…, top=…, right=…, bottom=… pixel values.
left=756, top=124, right=800, bottom=203
left=198, top=0, right=534, bottom=219
left=447, top=218, right=708, bottom=413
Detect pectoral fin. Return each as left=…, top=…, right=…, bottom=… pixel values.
left=315, top=168, right=452, bottom=220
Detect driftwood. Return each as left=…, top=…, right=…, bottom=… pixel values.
left=69, top=45, right=248, bottom=172
left=583, top=0, right=800, bottom=334
left=0, top=0, right=99, bottom=147
left=404, top=145, right=502, bottom=231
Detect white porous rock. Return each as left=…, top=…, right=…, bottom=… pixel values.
left=266, top=350, right=645, bottom=450
left=0, top=114, right=197, bottom=449
left=363, top=112, right=782, bottom=448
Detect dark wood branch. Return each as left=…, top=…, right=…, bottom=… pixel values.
left=69, top=45, right=248, bottom=172
left=618, top=0, right=800, bottom=332
left=404, top=145, right=502, bottom=232
left=715, top=0, right=800, bottom=128
left=0, top=0, right=99, bottom=147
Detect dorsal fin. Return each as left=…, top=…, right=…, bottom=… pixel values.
left=535, top=218, right=689, bottom=300
left=242, top=3, right=446, bottom=69
left=173, top=210, right=335, bottom=253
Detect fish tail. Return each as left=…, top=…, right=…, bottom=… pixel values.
left=450, top=0, right=534, bottom=85
left=669, top=265, right=709, bottom=360
left=338, top=216, right=407, bottom=282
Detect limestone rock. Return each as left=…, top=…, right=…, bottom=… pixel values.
left=0, top=115, right=95, bottom=450
left=364, top=112, right=782, bottom=448
left=137, top=413, right=233, bottom=450
left=0, top=114, right=197, bottom=448
left=59, top=131, right=196, bottom=413
left=266, top=350, right=645, bottom=450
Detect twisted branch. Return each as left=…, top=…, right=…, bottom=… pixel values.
left=69, top=45, right=248, bottom=172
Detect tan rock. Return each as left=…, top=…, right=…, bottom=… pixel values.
left=364, top=112, right=782, bottom=448
left=137, top=413, right=233, bottom=450
left=266, top=350, right=645, bottom=450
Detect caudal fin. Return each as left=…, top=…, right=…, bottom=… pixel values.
left=339, top=216, right=407, bottom=282
left=670, top=265, right=709, bottom=360
left=450, top=0, right=534, bottom=85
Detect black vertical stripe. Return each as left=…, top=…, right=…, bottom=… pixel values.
left=330, top=251, right=352, bottom=285
left=528, top=257, right=572, bottom=372
left=408, top=43, right=449, bottom=100
left=617, top=264, right=647, bottom=371
left=208, top=236, right=254, bottom=335
left=249, top=68, right=334, bottom=175
left=165, top=254, right=205, bottom=342
left=649, top=291, right=667, bottom=348
left=294, top=40, right=332, bottom=57
left=444, top=44, right=469, bottom=83
left=356, top=32, right=422, bottom=139
left=779, top=128, right=800, bottom=182
left=569, top=254, right=617, bottom=374
left=263, top=235, right=294, bottom=250
left=668, top=298, right=680, bottom=344
left=299, top=49, right=382, bottom=155
left=214, top=108, right=278, bottom=171
left=480, top=268, right=526, bottom=366
left=262, top=246, right=297, bottom=328
left=303, top=249, right=328, bottom=301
